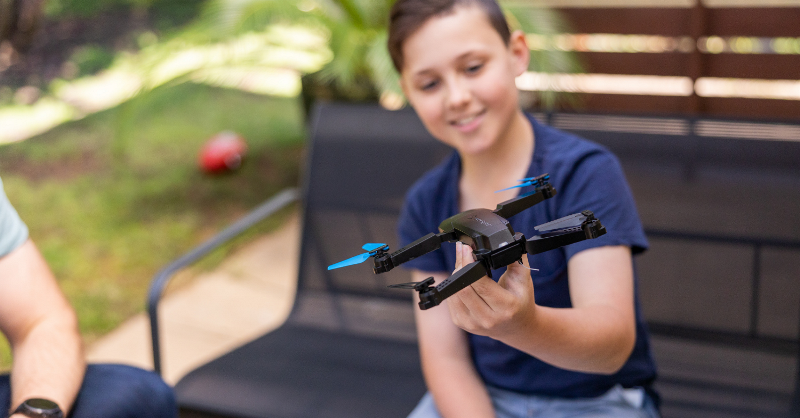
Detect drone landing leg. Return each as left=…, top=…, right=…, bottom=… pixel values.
left=417, top=260, right=489, bottom=310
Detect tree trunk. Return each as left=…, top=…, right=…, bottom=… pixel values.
left=0, top=0, right=44, bottom=52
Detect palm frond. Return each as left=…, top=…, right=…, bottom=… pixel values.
left=202, top=0, right=316, bottom=37
left=366, top=30, right=402, bottom=98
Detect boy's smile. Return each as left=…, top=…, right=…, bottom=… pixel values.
left=400, top=4, right=530, bottom=157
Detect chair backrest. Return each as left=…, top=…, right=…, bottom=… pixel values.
left=287, top=102, right=452, bottom=341
left=288, top=106, right=800, bottom=350
left=552, top=112, right=800, bottom=354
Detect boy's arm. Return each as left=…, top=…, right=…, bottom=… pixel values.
left=412, top=270, right=495, bottom=418
left=0, top=239, right=86, bottom=415
left=448, top=244, right=636, bottom=374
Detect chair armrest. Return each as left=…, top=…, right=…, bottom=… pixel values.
left=147, top=188, right=300, bottom=376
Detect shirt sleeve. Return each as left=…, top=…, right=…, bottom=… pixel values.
left=397, top=187, right=450, bottom=273
left=0, top=178, right=30, bottom=258
left=555, top=149, right=648, bottom=260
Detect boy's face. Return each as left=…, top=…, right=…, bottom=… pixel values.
left=400, top=5, right=529, bottom=156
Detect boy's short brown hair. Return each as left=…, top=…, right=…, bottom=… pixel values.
left=388, top=0, right=511, bottom=72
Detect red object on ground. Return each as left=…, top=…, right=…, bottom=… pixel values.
left=200, top=132, right=248, bottom=173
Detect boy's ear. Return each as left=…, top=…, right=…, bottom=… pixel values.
left=508, top=30, right=530, bottom=77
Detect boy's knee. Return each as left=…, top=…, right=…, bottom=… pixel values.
left=73, top=364, right=177, bottom=418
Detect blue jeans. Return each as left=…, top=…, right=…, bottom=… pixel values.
left=0, top=364, right=177, bottom=418
left=408, top=384, right=660, bottom=418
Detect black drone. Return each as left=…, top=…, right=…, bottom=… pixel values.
left=328, top=174, right=607, bottom=310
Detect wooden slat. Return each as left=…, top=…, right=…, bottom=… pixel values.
left=556, top=8, right=692, bottom=36
left=577, top=52, right=692, bottom=76
left=703, top=97, right=800, bottom=121
left=550, top=94, right=800, bottom=122
left=578, top=53, right=800, bottom=80
left=705, top=54, right=800, bottom=80
left=574, top=52, right=800, bottom=80
left=708, top=8, right=800, bottom=37
left=559, top=93, right=694, bottom=116
left=558, top=7, right=800, bottom=38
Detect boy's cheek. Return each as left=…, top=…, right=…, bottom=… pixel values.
left=410, top=101, right=448, bottom=141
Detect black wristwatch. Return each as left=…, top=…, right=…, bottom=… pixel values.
left=10, top=398, right=64, bottom=418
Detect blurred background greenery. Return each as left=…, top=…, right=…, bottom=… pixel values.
left=0, top=0, right=579, bottom=369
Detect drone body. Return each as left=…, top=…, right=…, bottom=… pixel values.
left=328, top=173, right=607, bottom=310
left=439, top=208, right=514, bottom=253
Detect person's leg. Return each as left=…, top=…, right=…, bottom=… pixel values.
left=539, top=385, right=660, bottom=418
left=408, top=386, right=660, bottom=418
left=484, top=386, right=533, bottom=418
left=406, top=392, right=442, bottom=418
left=408, top=387, right=531, bottom=418
left=0, top=374, right=10, bottom=416
left=69, top=364, right=176, bottom=418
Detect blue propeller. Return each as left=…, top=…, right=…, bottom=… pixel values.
left=495, top=174, right=550, bottom=193
left=328, top=243, right=389, bottom=270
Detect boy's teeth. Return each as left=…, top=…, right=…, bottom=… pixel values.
left=456, top=115, right=476, bottom=125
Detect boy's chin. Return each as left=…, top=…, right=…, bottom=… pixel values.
left=449, top=136, right=498, bottom=157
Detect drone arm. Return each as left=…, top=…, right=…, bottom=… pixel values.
left=526, top=212, right=606, bottom=255
left=418, top=260, right=489, bottom=310
left=493, top=184, right=556, bottom=219
left=373, top=231, right=457, bottom=274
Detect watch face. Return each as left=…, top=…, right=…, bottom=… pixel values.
left=25, top=399, right=58, bottom=411
left=16, top=398, right=63, bottom=418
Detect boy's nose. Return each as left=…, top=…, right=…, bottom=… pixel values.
left=446, top=79, right=472, bottom=109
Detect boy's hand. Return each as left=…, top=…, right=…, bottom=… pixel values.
left=447, top=242, right=538, bottom=339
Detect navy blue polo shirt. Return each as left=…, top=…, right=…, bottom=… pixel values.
left=397, top=114, right=657, bottom=398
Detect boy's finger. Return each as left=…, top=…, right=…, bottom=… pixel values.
left=454, top=241, right=463, bottom=272
left=450, top=290, right=491, bottom=330
left=499, top=257, right=534, bottom=297
left=447, top=293, right=472, bottom=326
left=465, top=278, right=504, bottom=309
left=468, top=275, right=511, bottom=308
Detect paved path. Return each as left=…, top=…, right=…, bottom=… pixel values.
left=85, top=213, right=301, bottom=385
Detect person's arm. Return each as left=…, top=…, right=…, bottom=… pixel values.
left=412, top=269, right=495, bottom=418
left=0, top=239, right=85, bottom=416
left=447, top=243, right=636, bottom=374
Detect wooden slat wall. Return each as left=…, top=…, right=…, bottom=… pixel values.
left=579, top=53, right=691, bottom=77
left=705, top=55, right=800, bottom=80
left=546, top=6, right=800, bottom=120
left=708, top=8, right=800, bottom=37
left=578, top=94, right=693, bottom=115
left=705, top=98, right=800, bottom=120
left=557, top=8, right=692, bottom=35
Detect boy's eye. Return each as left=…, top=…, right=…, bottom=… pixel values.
left=420, top=80, right=439, bottom=91
left=465, top=63, right=483, bottom=74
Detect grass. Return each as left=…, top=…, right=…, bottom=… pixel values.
left=0, top=82, right=306, bottom=370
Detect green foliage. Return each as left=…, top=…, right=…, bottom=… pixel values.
left=0, top=84, right=305, bottom=370
left=200, top=0, right=581, bottom=108
left=69, top=45, right=116, bottom=77
left=45, top=0, right=146, bottom=17
left=44, top=0, right=204, bottom=23
left=201, top=0, right=396, bottom=103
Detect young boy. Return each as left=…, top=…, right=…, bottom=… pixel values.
left=388, top=1, right=659, bottom=417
